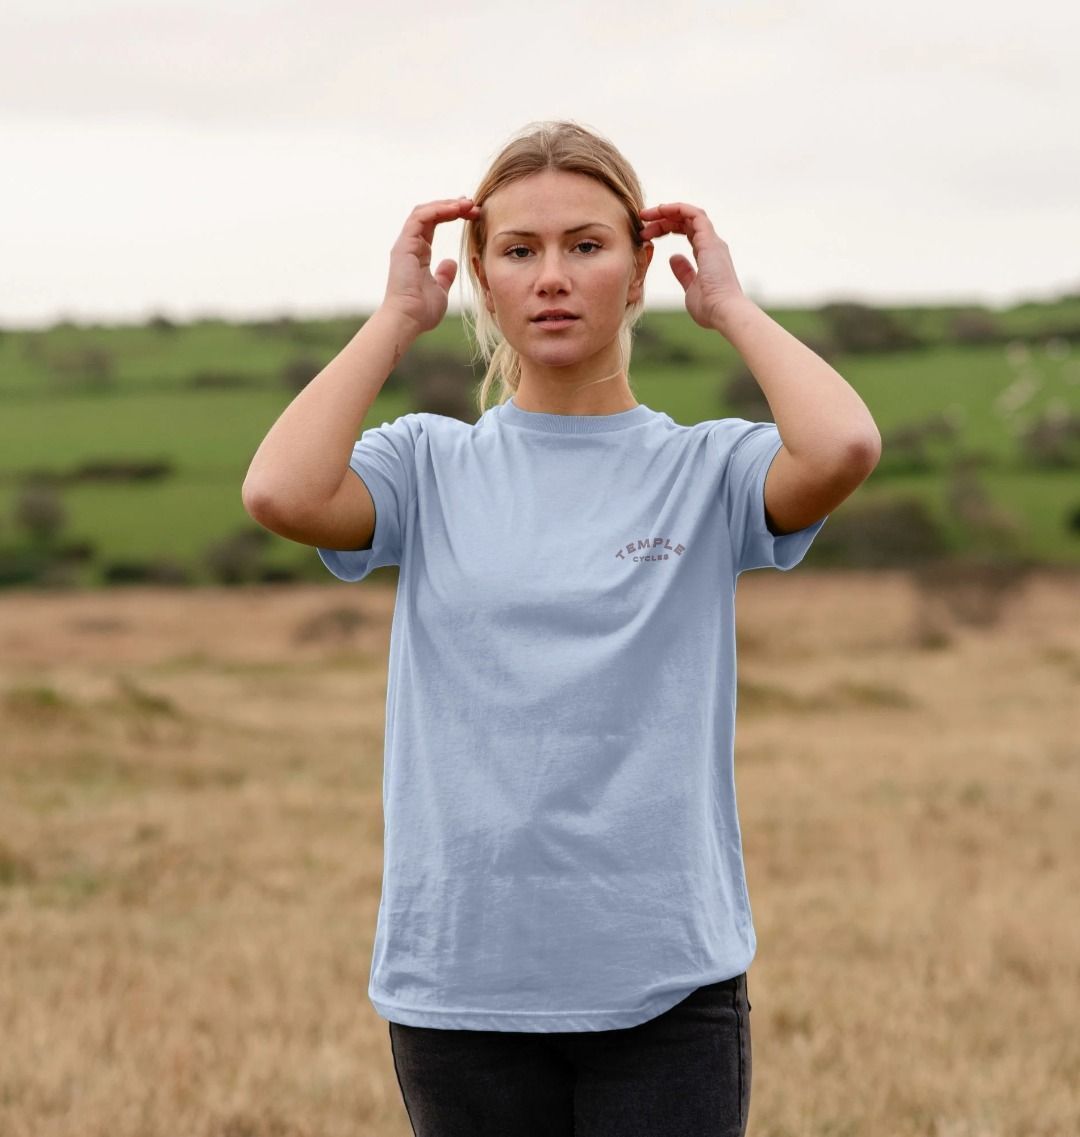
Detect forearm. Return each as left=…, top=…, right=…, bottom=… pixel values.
left=241, top=305, right=420, bottom=516
left=713, top=298, right=881, bottom=468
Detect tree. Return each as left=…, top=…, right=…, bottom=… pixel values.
left=13, top=480, right=67, bottom=546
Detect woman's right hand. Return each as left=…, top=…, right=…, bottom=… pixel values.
left=380, top=197, right=482, bottom=335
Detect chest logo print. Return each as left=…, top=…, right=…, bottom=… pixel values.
left=615, top=537, right=686, bottom=564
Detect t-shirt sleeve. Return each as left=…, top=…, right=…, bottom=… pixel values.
left=316, top=413, right=421, bottom=582
left=711, top=418, right=829, bottom=575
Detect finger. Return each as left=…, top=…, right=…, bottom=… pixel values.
left=640, top=202, right=707, bottom=221
left=640, top=204, right=716, bottom=242
left=639, top=219, right=699, bottom=243
left=408, top=200, right=480, bottom=247
left=405, top=198, right=482, bottom=246
left=433, top=259, right=458, bottom=293
left=669, top=253, right=696, bottom=292
left=639, top=210, right=703, bottom=234
left=397, top=235, right=434, bottom=269
left=639, top=218, right=684, bottom=241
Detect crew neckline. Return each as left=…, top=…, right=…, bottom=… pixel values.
left=498, top=396, right=658, bottom=434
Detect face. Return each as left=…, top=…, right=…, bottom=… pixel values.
left=473, top=169, right=652, bottom=372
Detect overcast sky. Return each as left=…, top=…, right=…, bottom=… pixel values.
left=1, top=0, right=1077, bottom=330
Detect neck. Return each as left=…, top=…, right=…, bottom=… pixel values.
left=514, top=341, right=637, bottom=416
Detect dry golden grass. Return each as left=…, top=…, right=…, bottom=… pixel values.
left=1, top=570, right=1078, bottom=1136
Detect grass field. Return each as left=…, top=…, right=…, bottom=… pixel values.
left=1, top=569, right=1078, bottom=1135
left=2, top=304, right=1080, bottom=582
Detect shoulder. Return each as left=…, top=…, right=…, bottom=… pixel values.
left=655, top=416, right=777, bottom=463
left=361, top=410, right=476, bottom=444
left=698, top=417, right=778, bottom=462
left=412, top=410, right=480, bottom=432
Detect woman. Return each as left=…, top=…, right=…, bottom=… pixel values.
left=243, top=120, right=881, bottom=1136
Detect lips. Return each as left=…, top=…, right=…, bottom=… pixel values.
left=532, top=310, right=578, bottom=322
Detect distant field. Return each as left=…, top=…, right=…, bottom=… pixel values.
left=1, top=570, right=1077, bottom=1135
left=2, top=303, right=1079, bottom=582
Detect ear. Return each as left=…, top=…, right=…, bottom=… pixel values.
left=472, top=255, right=495, bottom=314
left=627, top=241, right=655, bottom=307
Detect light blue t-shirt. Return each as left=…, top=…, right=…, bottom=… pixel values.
left=317, top=396, right=828, bottom=1032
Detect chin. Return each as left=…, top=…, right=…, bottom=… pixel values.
left=522, top=345, right=592, bottom=369
left=512, top=330, right=618, bottom=371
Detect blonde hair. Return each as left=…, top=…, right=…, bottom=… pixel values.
left=460, top=121, right=647, bottom=415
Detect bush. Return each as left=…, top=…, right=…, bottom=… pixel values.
left=807, top=496, right=950, bottom=567
left=71, top=458, right=174, bottom=483
left=818, top=301, right=923, bottom=354
left=257, top=564, right=301, bottom=584
left=631, top=322, right=697, bottom=366
left=945, top=457, right=1025, bottom=553
left=1017, top=407, right=1080, bottom=468
left=44, top=344, right=117, bottom=390
left=877, top=413, right=961, bottom=476
left=723, top=366, right=772, bottom=421
left=0, top=547, right=52, bottom=587
left=54, top=539, right=96, bottom=563
left=203, top=526, right=273, bottom=585
left=102, top=561, right=151, bottom=585
left=281, top=354, right=325, bottom=393
left=188, top=370, right=259, bottom=390
left=947, top=308, right=1001, bottom=345
left=102, top=557, right=191, bottom=586
left=252, top=314, right=330, bottom=344
left=411, top=365, right=477, bottom=423
left=13, top=480, right=66, bottom=544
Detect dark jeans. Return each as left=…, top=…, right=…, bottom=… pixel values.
left=388, top=972, right=752, bottom=1137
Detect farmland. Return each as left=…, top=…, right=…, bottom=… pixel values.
left=1, top=297, right=1079, bottom=587
left=1, top=570, right=1078, bottom=1135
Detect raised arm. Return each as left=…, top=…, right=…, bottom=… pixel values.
left=241, top=196, right=480, bottom=549
left=640, top=201, right=881, bottom=535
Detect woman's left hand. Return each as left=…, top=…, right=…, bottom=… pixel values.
left=639, top=203, right=747, bottom=331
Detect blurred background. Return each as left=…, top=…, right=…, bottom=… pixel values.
left=1, top=2, right=1078, bottom=1135
left=1, top=0, right=1079, bottom=585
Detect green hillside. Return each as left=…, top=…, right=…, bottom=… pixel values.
left=1, top=296, right=1079, bottom=587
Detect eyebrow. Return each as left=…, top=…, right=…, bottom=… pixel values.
left=493, top=222, right=617, bottom=239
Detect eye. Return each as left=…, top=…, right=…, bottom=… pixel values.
left=504, top=245, right=531, bottom=259
left=575, top=240, right=602, bottom=254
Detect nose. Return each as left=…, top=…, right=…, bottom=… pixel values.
left=534, top=249, right=571, bottom=296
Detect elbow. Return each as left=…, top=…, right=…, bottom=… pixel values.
left=810, top=433, right=880, bottom=495
left=242, top=483, right=301, bottom=543
left=846, top=429, right=882, bottom=477
left=241, top=478, right=275, bottom=523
